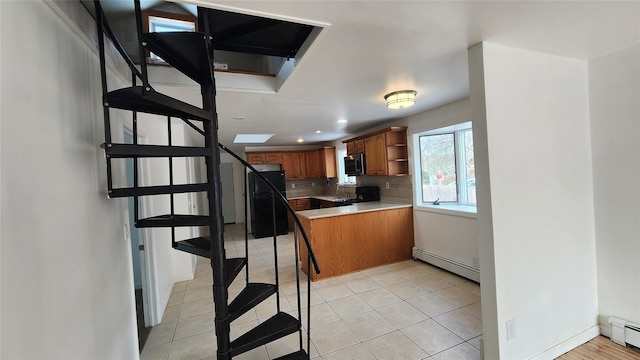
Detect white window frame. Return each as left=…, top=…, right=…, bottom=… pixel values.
left=144, top=12, right=196, bottom=62
left=413, top=121, right=476, bottom=210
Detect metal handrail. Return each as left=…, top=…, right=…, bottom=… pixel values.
left=93, top=1, right=146, bottom=85
left=218, top=142, right=321, bottom=275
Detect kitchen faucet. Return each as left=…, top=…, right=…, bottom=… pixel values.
left=336, top=184, right=345, bottom=199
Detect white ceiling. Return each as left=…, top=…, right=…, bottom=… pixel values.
left=142, top=1, right=639, bottom=150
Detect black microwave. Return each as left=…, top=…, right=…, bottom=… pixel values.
left=344, top=153, right=366, bottom=176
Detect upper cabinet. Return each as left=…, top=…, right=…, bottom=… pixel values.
left=384, top=128, right=409, bottom=176
left=346, top=139, right=365, bottom=155
left=246, top=151, right=283, bottom=165
left=365, top=133, right=387, bottom=176
left=247, top=147, right=337, bottom=179
left=282, top=151, right=307, bottom=179
left=344, top=126, right=408, bottom=176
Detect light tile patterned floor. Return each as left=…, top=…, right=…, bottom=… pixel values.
left=141, top=223, right=483, bottom=360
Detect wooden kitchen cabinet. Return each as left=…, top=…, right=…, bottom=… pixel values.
left=298, top=206, right=414, bottom=280
left=287, top=198, right=311, bottom=230
left=248, top=147, right=336, bottom=179
left=305, top=150, right=322, bottom=178
left=246, top=151, right=283, bottom=165
left=346, top=139, right=365, bottom=155
left=305, top=147, right=337, bottom=179
left=385, top=128, right=409, bottom=176
left=321, top=147, right=337, bottom=178
left=345, top=126, right=408, bottom=176
left=282, top=152, right=307, bottom=179
left=365, top=133, right=388, bottom=176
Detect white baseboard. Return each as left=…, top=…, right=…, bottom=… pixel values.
left=529, top=325, right=600, bottom=360
left=412, top=247, right=480, bottom=282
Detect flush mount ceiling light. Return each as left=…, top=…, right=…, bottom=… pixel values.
left=296, top=137, right=304, bottom=143
left=384, top=90, right=417, bottom=109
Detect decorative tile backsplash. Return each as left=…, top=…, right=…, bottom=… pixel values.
left=286, top=176, right=413, bottom=203
left=357, top=175, right=413, bottom=202
left=285, top=178, right=335, bottom=198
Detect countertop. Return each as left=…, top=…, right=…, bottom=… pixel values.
left=287, top=195, right=339, bottom=201
left=295, top=201, right=412, bottom=220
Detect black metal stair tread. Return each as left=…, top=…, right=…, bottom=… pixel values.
left=224, top=257, right=246, bottom=286
left=104, top=86, right=210, bottom=121
left=273, top=350, right=309, bottom=360
left=104, top=143, right=210, bottom=158
left=230, top=312, right=300, bottom=357
left=173, top=237, right=245, bottom=282
left=136, top=214, right=210, bottom=228
left=173, top=236, right=211, bottom=258
left=229, top=283, right=277, bottom=322
left=109, top=183, right=208, bottom=198
left=142, top=32, right=212, bottom=85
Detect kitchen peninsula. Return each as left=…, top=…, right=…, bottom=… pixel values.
left=295, top=202, right=413, bottom=280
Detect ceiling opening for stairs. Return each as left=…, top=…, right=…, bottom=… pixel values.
left=83, top=1, right=325, bottom=93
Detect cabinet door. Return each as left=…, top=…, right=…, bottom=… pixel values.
left=282, top=152, right=297, bottom=179
left=322, top=147, right=337, bottom=178
left=354, top=139, right=365, bottom=154
left=365, top=134, right=387, bottom=175
left=305, top=150, right=322, bottom=178
left=346, top=141, right=355, bottom=155
left=265, top=152, right=283, bottom=164
left=283, top=152, right=306, bottom=179
left=297, top=198, right=311, bottom=210
left=246, top=152, right=266, bottom=165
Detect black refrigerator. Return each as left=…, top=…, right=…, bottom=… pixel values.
left=248, top=171, right=288, bottom=238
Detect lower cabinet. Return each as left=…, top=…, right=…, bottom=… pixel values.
left=287, top=198, right=311, bottom=230
left=298, top=207, right=414, bottom=280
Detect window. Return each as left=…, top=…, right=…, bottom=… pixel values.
left=337, top=149, right=356, bottom=184
left=143, top=10, right=196, bottom=62
left=415, top=122, right=475, bottom=206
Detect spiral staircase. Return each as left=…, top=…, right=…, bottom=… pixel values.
left=93, top=1, right=320, bottom=358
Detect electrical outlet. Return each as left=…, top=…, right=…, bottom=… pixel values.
left=385, top=181, right=390, bottom=189
left=291, top=183, right=295, bottom=188
left=506, top=319, right=516, bottom=340
left=312, top=182, right=315, bottom=187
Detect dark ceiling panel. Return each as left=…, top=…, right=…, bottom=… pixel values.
left=204, top=9, right=314, bottom=58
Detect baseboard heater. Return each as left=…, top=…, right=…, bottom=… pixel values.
left=610, top=317, right=640, bottom=349
left=412, top=247, right=480, bottom=283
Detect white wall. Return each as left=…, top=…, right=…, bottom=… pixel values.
left=407, top=98, right=480, bottom=281
left=0, top=1, right=138, bottom=357
left=469, top=42, right=599, bottom=359
left=589, top=44, right=640, bottom=333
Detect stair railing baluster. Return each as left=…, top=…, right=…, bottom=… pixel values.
left=271, top=191, right=281, bottom=312
left=307, top=252, right=312, bottom=356
left=133, top=0, right=150, bottom=91
left=94, top=1, right=113, bottom=194
left=244, top=169, right=249, bottom=286
left=132, top=72, right=140, bottom=225
left=168, top=116, right=176, bottom=247
left=293, top=222, right=304, bottom=351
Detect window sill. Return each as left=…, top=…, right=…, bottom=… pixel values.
left=414, top=203, right=477, bottom=219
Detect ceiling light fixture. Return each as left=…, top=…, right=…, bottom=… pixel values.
left=315, top=130, right=322, bottom=134
left=297, top=137, right=304, bottom=143
left=337, top=119, right=347, bottom=123
left=384, top=90, right=417, bottom=109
